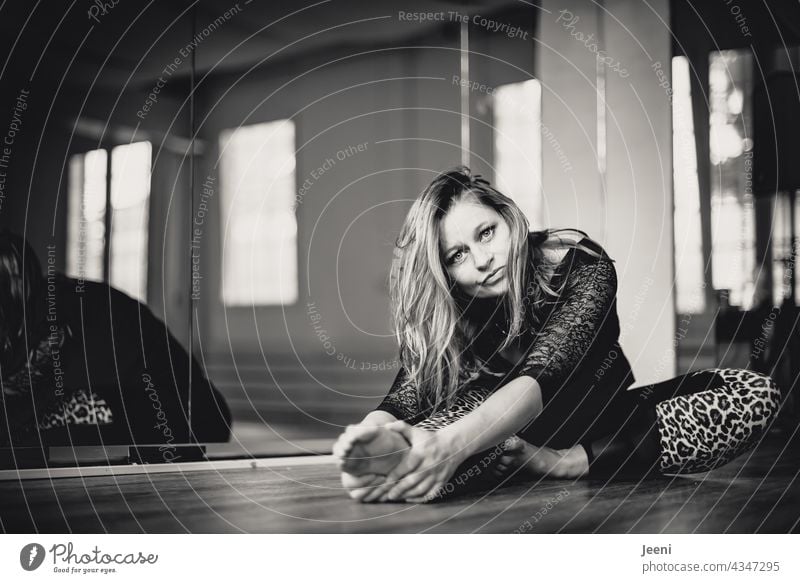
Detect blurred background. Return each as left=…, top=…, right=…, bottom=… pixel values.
left=0, top=0, right=798, bottom=464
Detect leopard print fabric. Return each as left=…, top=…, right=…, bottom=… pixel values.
left=414, top=385, right=495, bottom=431
left=38, top=389, right=114, bottom=430
left=655, top=368, right=781, bottom=474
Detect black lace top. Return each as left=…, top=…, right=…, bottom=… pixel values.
left=375, top=232, right=637, bottom=447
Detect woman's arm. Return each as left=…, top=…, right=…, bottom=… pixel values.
left=370, top=366, right=425, bottom=423
left=436, top=375, right=543, bottom=462
left=515, top=247, right=618, bottom=404
left=362, top=376, right=543, bottom=502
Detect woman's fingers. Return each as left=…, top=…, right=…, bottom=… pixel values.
left=362, top=483, right=395, bottom=503
left=400, top=475, right=437, bottom=500
left=363, top=468, right=413, bottom=502
left=407, top=481, right=445, bottom=503
left=384, top=471, right=426, bottom=500
left=362, top=455, right=424, bottom=502
left=424, top=481, right=448, bottom=502
left=361, top=473, right=405, bottom=502
left=352, top=485, right=385, bottom=502
left=382, top=451, right=423, bottom=484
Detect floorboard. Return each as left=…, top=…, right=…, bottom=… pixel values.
left=1, top=431, right=798, bottom=533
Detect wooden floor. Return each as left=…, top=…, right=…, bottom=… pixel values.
left=1, top=431, right=799, bottom=533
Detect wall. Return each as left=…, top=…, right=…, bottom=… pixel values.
left=537, top=0, right=675, bottom=384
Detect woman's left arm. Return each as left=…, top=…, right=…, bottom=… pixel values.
left=438, top=375, right=543, bottom=460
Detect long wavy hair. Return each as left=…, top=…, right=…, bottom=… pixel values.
left=390, top=167, right=603, bottom=414
left=0, top=231, right=45, bottom=377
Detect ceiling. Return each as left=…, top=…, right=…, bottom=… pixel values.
left=0, top=0, right=526, bottom=92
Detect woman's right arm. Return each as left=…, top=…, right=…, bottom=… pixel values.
left=365, top=366, right=422, bottom=425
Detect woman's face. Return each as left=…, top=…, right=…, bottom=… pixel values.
left=439, top=194, right=511, bottom=298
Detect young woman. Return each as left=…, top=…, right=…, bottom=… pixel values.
left=332, top=167, right=781, bottom=503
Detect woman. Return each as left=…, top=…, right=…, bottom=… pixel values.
left=332, top=167, right=781, bottom=503
left=0, top=231, right=230, bottom=448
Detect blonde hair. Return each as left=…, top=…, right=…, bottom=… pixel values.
left=390, top=167, right=602, bottom=415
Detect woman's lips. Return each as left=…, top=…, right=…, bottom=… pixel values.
left=482, top=266, right=505, bottom=285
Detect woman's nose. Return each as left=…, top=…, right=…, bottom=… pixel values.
left=473, top=247, right=493, bottom=270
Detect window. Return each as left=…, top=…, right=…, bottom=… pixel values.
left=67, top=148, right=107, bottom=283
left=709, top=50, right=755, bottom=309
left=109, top=142, right=152, bottom=302
left=672, top=56, right=706, bottom=313
left=218, top=120, right=297, bottom=306
left=493, top=79, right=543, bottom=227
left=67, top=142, right=152, bottom=302
left=771, top=184, right=800, bottom=305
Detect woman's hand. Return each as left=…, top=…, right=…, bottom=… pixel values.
left=361, top=421, right=466, bottom=503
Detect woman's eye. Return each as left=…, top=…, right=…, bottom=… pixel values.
left=480, top=226, right=495, bottom=242
left=450, top=250, right=465, bottom=265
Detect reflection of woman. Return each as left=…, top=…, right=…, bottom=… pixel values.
left=0, top=231, right=230, bottom=448
left=333, top=168, right=781, bottom=503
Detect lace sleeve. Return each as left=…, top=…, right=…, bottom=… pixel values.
left=515, top=249, right=618, bottom=404
left=373, top=366, right=425, bottom=423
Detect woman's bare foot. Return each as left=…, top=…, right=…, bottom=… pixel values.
left=493, top=436, right=589, bottom=479
left=332, top=424, right=411, bottom=476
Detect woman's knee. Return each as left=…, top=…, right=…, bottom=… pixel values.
left=709, top=368, right=782, bottom=427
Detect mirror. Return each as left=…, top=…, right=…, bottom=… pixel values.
left=0, top=0, right=540, bottom=468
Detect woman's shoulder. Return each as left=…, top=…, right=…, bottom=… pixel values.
left=528, top=228, right=610, bottom=265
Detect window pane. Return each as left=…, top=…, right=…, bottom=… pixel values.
left=709, top=50, right=755, bottom=309
left=110, top=141, right=151, bottom=302
left=67, top=148, right=106, bottom=282
left=771, top=193, right=800, bottom=305
left=493, top=79, right=543, bottom=227
left=672, top=56, right=706, bottom=313
left=219, top=120, right=297, bottom=306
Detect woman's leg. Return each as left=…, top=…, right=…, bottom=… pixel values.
left=584, top=368, right=782, bottom=476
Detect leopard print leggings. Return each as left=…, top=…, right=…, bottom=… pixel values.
left=652, top=368, right=781, bottom=473
left=410, top=368, right=781, bottom=476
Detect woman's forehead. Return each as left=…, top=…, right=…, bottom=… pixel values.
left=440, top=198, right=499, bottom=245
